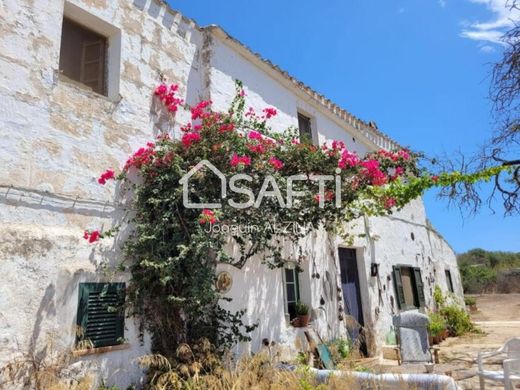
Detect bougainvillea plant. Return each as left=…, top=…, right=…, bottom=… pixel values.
left=86, top=80, right=508, bottom=363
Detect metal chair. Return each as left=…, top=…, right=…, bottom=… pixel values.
left=478, top=337, right=520, bottom=390
left=393, top=311, right=440, bottom=365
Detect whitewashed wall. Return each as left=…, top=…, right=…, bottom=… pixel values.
left=0, top=0, right=462, bottom=387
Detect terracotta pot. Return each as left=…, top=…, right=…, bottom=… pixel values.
left=442, top=328, right=449, bottom=339
left=429, top=335, right=434, bottom=346
left=433, top=335, right=442, bottom=345
left=298, top=314, right=311, bottom=327
left=469, top=304, right=478, bottom=312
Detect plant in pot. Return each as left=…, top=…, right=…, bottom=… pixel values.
left=428, top=312, right=446, bottom=345
left=464, top=296, right=477, bottom=312
left=295, top=301, right=311, bottom=327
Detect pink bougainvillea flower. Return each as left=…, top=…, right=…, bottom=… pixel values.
left=181, top=132, right=202, bottom=148
left=314, top=191, right=334, bottom=203
left=83, top=230, right=101, bottom=244
left=155, top=83, right=184, bottom=113
left=384, top=197, right=397, bottom=209
left=124, top=143, right=156, bottom=171
left=219, top=123, right=235, bottom=133
left=268, top=157, right=284, bottom=170
left=248, top=131, right=263, bottom=140
left=262, top=107, right=277, bottom=119
left=360, top=160, right=388, bottom=186
left=432, top=175, right=439, bottom=183
left=338, top=149, right=359, bottom=169
left=398, top=149, right=410, bottom=160
left=190, top=100, right=212, bottom=120
left=247, top=143, right=266, bottom=154
left=230, top=153, right=251, bottom=167
left=331, top=140, right=345, bottom=151
left=199, top=209, right=217, bottom=224
left=240, top=89, right=246, bottom=97
left=97, top=168, right=115, bottom=185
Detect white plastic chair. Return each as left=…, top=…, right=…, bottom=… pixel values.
left=478, top=337, right=520, bottom=390
left=504, top=358, right=520, bottom=390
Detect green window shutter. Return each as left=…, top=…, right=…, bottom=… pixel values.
left=393, top=266, right=406, bottom=309
left=76, top=283, right=125, bottom=348
left=413, top=268, right=426, bottom=307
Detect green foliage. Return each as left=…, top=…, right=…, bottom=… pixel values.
left=295, top=301, right=310, bottom=316
left=327, top=338, right=351, bottom=364
left=440, top=305, right=477, bottom=336
left=457, top=248, right=520, bottom=293
left=464, top=296, right=477, bottom=306
left=427, top=312, right=446, bottom=337
left=433, top=285, right=445, bottom=308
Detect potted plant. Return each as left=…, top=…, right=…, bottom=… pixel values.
left=464, top=296, right=477, bottom=312
left=295, top=301, right=311, bottom=327
left=428, top=312, right=446, bottom=345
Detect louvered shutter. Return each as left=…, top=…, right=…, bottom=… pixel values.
left=76, top=283, right=125, bottom=348
left=393, top=266, right=406, bottom=309
left=80, top=39, right=106, bottom=95
left=413, top=268, right=426, bottom=307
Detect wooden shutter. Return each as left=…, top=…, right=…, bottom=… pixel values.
left=80, top=39, right=106, bottom=95
left=393, top=266, right=406, bottom=309
left=413, top=268, right=426, bottom=307
left=298, top=113, right=313, bottom=143
left=77, top=283, right=125, bottom=348
left=445, top=270, right=454, bottom=293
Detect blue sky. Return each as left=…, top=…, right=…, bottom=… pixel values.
left=168, top=0, right=519, bottom=253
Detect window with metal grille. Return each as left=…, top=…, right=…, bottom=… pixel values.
left=76, top=283, right=125, bottom=348
left=297, top=112, right=313, bottom=143
left=59, top=18, right=107, bottom=95
left=393, top=266, right=425, bottom=310
left=445, top=269, right=454, bottom=293
left=284, top=268, right=301, bottom=320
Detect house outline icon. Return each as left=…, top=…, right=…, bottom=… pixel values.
left=179, top=160, right=226, bottom=208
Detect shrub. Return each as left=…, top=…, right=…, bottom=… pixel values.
left=440, top=304, right=476, bottom=336
left=433, top=285, right=445, bottom=308
left=464, top=296, right=477, bottom=306
left=428, top=312, right=446, bottom=337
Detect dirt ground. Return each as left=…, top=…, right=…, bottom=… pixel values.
left=376, top=294, right=520, bottom=389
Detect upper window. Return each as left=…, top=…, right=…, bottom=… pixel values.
left=297, top=112, right=313, bottom=143
left=284, top=267, right=301, bottom=320
left=393, top=266, right=425, bottom=310
left=76, top=282, right=125, bottom=348
left=59, top=18, right=107, bottom=95
left=445, top=269, right=454, bottom=293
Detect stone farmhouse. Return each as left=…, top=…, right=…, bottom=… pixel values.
left=0, top=0, right=463, bottom=387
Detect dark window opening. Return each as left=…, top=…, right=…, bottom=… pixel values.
left=285, top=268, right=301, bottom=320
left=59, top=18, right=107, bottom=95
left=76, top=282, right=125, bottom=348
left=445, top=270, right=454, bottom=293
left=393, top=266, right=425, bottom=310
left=297, top=112, right=313, bottom=143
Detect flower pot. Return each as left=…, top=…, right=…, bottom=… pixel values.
left=429, top=335, right=434, bottom=346
left=433, top=335, right=442, bottom=345
left=469, top=304, right=477, bottom=312
left=297, top=314, right=311, bottom=327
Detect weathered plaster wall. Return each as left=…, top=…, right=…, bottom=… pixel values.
left=0, top=0, right=206, bottom=387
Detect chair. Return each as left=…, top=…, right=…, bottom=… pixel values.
left=393, top=311, right=440, bottom=365
left=478, top=337, right=520, bottom=390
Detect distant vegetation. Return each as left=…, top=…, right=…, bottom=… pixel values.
left=457, top=249, right=520, bottom=293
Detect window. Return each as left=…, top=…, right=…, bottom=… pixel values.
left=284, top=268, right=301, bottom=320
left=76, top=283, right=125, bottom=348
left=297, top=112, right=313, bottom=143
left=445, top=270, right=454, bottom=293
left=59, top=18, right=107, bottom=95
left=393, top=266, right=425, bottom=310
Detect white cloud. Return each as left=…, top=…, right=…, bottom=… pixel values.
left=479, top=44, right=496, bottom=52
left=460, top=0, right=520, bottom=46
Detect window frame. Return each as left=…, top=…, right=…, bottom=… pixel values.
left=60, top=1, right=121, bottom=100
left=393, top=265, right=425, bottom=311
left=445, top=269, right=454, bottom=293
left=76, top=282, right=125, bottom=349
left=297, top=112, right=314, bottom=144
left=283, top=267, right=301, bottom=320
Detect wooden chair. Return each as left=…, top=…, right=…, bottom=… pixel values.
left=393, top=311, right=440, bottom=365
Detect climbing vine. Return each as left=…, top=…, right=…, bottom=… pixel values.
left=85, top=80, right=509, bottom=366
